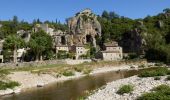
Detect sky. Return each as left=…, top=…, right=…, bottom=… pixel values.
left=0, top=0, right=170, bottom=23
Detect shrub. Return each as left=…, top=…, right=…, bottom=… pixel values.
left=154, top=76, right=161, bottom=80
left=152, top=84, right=170, bottom=92
left=166, top=76, right=170, bottom=80
left=117, top=85, right=134, bottom=95
left=167, top=70, right=170, bottom=75
left=138, top=67, right=168, bottom=77
left=137, top=92, right=169, bottom=100
left=137, top=85, right=170, bottom=100
left=0, top=81, right=20, bottom=90
left=62, top=71, right=75, bottom=76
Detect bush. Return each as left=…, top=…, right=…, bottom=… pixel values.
left=138, top=67, right=168, bottom=77
left=62, top=71, right=75, bottom=76
left=154, top=76, right=161, bottom=80
left=166, top=76, right=170, bottom=80
left=117, top=85, right=134, bottom=95
left=137, top=92, right=169, bottom=100
left=137, top=84, right=170, bottom=100
left=152, top=84, right=170, bottom=92
left=0, top=81, right=20, bottom=90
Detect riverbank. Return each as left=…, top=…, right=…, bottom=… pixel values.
left=87, top=74, right=170, bottom=100
left=0, top=60, right=152, bottom=96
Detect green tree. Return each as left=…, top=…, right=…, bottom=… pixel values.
left=29, top=30, right=53, bottom=61
left=3, top=35, right=25, bottom=63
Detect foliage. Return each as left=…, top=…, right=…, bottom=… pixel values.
left=29, top=30, right=53, bottom=61
left=0, top=69, right=10, bottom=79
left=117, top=84, right=134, bottom=95
left=57, top=50, right=68, bottom=59
left=166, top=76, right=170, bottom=80
left=137, top=84, right=170, bottom=100
left=154, top=76, right=161, bottom=80
left=138, top=67, right=169, bottom=77
left=62, top=70, right=75, bottom=76
left=3, top=35, right=25, bottom=62
left=0, top=81, right=20, bottom=90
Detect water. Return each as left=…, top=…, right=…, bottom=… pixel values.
left=0, top=68, right=157, bottom=100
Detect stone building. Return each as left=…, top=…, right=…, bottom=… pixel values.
left=71, top=45, right=89, bottom=59
left=56, top=45, right=69, bottom=53
left=33, top=24, right=54, bottom=36
left=98, top=41, right=123, bottom=61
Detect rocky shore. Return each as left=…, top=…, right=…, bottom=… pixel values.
left=0, top=65, right=132, bottom=96
left=87, top=75, right=170, bottom=100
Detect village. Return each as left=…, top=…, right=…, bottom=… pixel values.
left=0, top=9, right=123, bottom=65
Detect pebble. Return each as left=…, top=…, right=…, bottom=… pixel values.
left=87, top=76, right=169, bottom=100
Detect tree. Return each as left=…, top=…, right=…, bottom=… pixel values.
left=109, top=11, right=119, bottom=19
left=163, top=8, right=170, bottom=13
left=3, top=35, right=25, bottom=63
left=29, top=30, right=53, bottom=61
left=102, top=11, right=110, bottom=19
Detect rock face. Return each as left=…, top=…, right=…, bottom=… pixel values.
left=67, top=9, right=101, bottom=47
left=120, top=28, right=146, bottom=54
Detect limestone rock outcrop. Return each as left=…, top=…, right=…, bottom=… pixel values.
left=67, top=9, right=101, bottom=47
left=120, top=28, right=146, bottom=55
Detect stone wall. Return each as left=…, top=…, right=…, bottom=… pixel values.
left=0, top=59, right=92, bottom=68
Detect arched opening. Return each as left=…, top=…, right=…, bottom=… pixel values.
left=61, top=36, right=66, bottom=45
left=86, top=35, right=92, bottom=43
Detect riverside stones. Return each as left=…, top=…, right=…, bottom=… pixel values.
left=87, top=76, right=170, bottom=100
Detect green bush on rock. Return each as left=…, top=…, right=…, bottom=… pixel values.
left=138, top=67, right=169, bottom=77
left=117, top=85, right=134, bottom=95
left=137, top=84, right=170, bottom=100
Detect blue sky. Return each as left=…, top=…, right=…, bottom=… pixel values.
left=0, top=0, right=170, bottom=23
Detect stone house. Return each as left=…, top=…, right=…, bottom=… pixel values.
left=99, top=41, right=123, bottom=61
left=33, top=24, right=54, bottom=36
left=56, top=45, right=69, bottom=53
left=17, top=48, right=26, bottom=62
left=71, top=45, right=89, bottom=59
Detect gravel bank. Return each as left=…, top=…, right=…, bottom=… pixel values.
left=87, top=75, right=170, bottom=100
left=0, top=65, right=131, bottom=96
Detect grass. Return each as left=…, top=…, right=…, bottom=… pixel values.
left=0, top=69, right=10, bottom=78
left=117, top=84, right=134, bottom=95
left=137, top=84, right=170, bottom=100
left=83, top=69, right=92, bottom=75
left=0, top=81, right=20, bottom=90
left=62, top=70, right=75, bottom=76
left=138, top=67, right=169, bottom=77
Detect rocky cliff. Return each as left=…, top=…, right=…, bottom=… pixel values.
left=67, top=9, right=101, bottom=47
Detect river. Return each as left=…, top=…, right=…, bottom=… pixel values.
left=0, top=67, right=157, bottom=100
